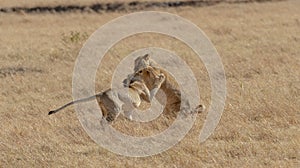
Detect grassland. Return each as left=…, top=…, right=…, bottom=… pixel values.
left=0, top=0, right=299, bottom=167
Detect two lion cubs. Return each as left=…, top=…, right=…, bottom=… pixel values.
left=49, top=54, right=204, bottom=123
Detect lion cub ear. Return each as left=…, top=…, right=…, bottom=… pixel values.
left=143, top=54, right=150, bottom=61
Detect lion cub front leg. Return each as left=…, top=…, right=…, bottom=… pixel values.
left=149, top=73, right=165, bottom=101
left=124, top=111, right=133, bottom=121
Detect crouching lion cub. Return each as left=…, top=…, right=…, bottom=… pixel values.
left=126, top=54, right=205, bottom=117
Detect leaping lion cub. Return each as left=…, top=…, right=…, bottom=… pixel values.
left=48, top=68, right=165, bottom=123
left=125, top=54, right=205, bottom=117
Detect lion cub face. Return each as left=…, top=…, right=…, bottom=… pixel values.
left=128, top=80, right=151, bottom=103
left=124, top=66, right=163, bottom=90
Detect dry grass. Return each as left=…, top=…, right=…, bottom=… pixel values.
left=0, top=0, right=299, bottom=167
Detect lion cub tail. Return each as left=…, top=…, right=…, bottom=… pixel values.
left=48, top=94, right=102, bottom=115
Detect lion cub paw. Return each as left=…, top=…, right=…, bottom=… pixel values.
left=155, top=73, right=165, bottom=87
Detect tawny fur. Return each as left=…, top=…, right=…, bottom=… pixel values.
left=128, top=54, right=205, bottom=117
left=49, top=71, right=165, bottom=123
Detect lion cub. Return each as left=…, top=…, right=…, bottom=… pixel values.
left=49, top=69, right=165, bottom=123
left=128, top=54, right=205, bottom=117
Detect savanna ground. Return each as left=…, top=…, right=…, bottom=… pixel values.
left=0, top=0, right=299, bottom=167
